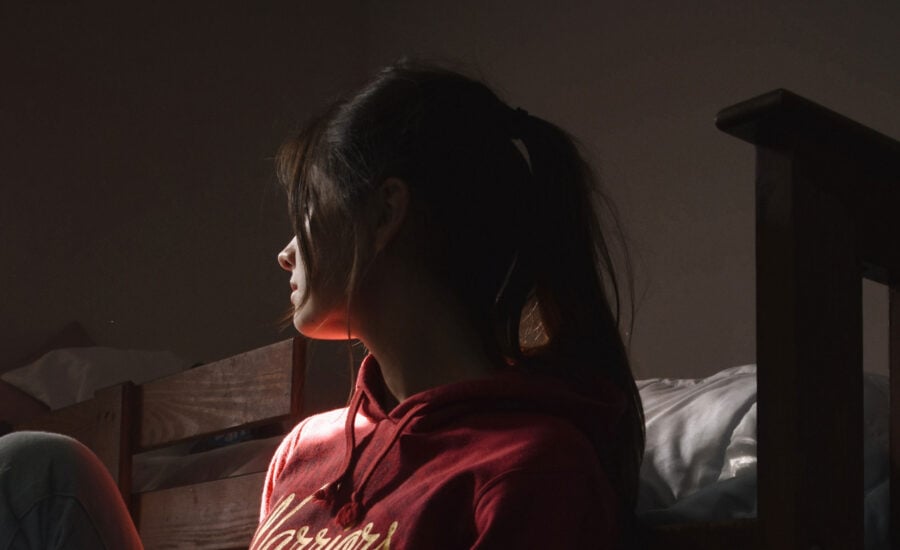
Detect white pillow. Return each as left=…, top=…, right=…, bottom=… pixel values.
left=637, top=365, right=757, bottom=510
left=1, top=347, right=191, bottom=410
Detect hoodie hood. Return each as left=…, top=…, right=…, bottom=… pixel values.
left=314, top=354, right=626, bottom=529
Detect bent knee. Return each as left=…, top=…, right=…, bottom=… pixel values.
left=0, top=430, right=85, bottom=460
left=0, top=431, right=104, bottom=485
left=0, top=432, right=139, bottom=548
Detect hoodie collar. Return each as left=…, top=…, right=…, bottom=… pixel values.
left=358, top=354, right=625, bottom=439
left=315, top=353, right=626, bottom=529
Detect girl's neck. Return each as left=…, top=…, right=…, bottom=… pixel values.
left=354, top=271, right=497, bottom=403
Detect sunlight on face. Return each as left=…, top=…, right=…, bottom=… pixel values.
left=277, top=236, right=349, bottom=340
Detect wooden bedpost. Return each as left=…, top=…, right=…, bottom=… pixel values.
left=753, top=142, right=863, bottom=550
left=891, top=286, right=899, bottom=549
left=718, top=89, right=900, bottom=550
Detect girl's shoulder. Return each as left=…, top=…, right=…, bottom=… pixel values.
left=278, top=406, right=371, bottom=457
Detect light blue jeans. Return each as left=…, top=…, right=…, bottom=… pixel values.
left=0, top=431, right=142, bottom=549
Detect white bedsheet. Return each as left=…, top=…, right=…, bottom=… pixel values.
left=637, top=364, right=889, bottom=549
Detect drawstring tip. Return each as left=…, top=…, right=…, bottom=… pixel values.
left=336, top=501, right=362, bottom=529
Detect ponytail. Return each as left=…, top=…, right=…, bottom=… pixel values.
left=491, top=106, right=645, bottom=509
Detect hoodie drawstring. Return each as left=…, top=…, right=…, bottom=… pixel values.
left=313, top=386, right=365, bottom=507
left=333, top=402, right=428, bottom=529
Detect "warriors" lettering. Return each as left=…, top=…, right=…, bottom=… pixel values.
left=252, top=492, right=399, bottom=550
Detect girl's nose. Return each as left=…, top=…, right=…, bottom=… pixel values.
left=278, top=238, right=297, bottom=271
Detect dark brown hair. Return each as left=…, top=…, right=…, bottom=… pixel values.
left=276, top=59, right=644, bottom=509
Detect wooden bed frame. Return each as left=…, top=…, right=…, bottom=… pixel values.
left=648, top=89, right=899, bottom=550
left=17, top=90, right=900, bottom=550
left=19, top=336, right=307, bottom=549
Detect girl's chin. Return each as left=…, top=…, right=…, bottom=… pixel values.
left=293, top=311, right=351, bottom=340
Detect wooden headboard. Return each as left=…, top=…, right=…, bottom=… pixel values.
left=20, top=336, right=307, bottom=549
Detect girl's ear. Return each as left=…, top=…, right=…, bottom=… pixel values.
left=372, top=177, right=410, bottom=253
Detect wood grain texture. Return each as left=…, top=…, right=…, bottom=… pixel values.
left=16, top=337, right=305, bottom=546
left=137, top=472, right=265, bottom=550
left=139, top=339, right=295, bottom=450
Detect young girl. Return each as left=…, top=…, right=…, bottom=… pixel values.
left=252, top=60, right=644, bottom=548
left=0, top=59, right=643, bottom=549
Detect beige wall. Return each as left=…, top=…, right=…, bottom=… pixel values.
left=3, top=1, right=896, bottom=379
left=1, top=2, right=367, bottom=369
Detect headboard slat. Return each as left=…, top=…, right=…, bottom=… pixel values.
left=138, top=338, right=303, bottom=450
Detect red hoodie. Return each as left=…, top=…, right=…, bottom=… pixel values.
left=250, top=355, right=625, bottom=549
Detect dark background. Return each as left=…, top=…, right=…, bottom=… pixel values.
left=2, top=1, right=897, bottom=379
